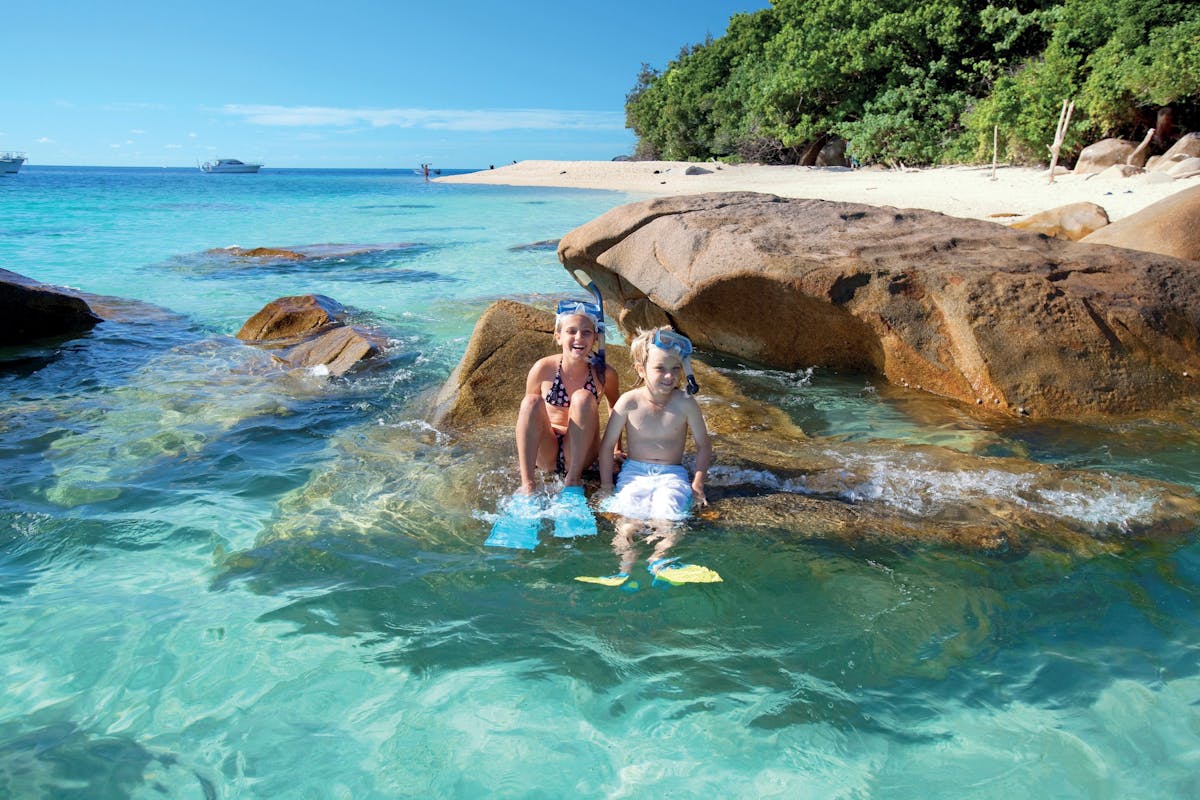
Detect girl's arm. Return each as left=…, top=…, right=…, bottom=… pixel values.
left=602, top=364, right=624, bottom=456
left=598, top=397, right=629, bottom=494
left=524, top=356, right=551, bottom=396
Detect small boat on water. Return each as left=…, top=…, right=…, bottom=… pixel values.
left=200, top=158, right=263, bottom=174
left=1, top=151, right=27, bottom=174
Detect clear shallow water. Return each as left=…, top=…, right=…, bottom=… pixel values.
left=2, top=167, right=1199, bottom=798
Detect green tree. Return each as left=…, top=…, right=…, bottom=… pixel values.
left=625, top=0, right=1200, bottom=166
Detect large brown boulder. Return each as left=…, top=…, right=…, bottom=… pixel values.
left=558, top=192, right=1200, bottom=419
left=1081, top=184, right=1200, bottom=262
left=1074, top=138, right=1137, bottom=174
left=430, top=299, right=796, bottom=443
left=1, top=268, right=103, bottom=345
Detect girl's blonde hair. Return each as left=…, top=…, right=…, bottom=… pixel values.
left=628, top=326, right=682, bottom=387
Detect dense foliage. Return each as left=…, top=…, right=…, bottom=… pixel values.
left=625, top=0, right=1200, bottom=165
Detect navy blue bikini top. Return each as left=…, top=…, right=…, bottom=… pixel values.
left=545, top=359, right=599, bottom=407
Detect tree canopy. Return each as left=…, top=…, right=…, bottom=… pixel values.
left=625, top=0, right=1200, bottom=165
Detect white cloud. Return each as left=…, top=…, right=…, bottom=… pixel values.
left=220, top=104, right=625, bottom=132
left=130, top=129, right=146, bottom=135
left=37, top=137, right=55, bottom=144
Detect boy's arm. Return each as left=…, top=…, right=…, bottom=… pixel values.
left=684, top=397, right=712, bottom=506
left=598, top=399, right=628, bottom=493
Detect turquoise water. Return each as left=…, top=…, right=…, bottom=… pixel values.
left=2, top=166, right=1199, bottom=798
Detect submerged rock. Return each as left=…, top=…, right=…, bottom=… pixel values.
left=558, top=192, right=1200, bottom=419
left=238, top=294, right=385, bottom=376
left=1, top=268, right=103, bottom=345
left=238, top=294, right=345, bottom=343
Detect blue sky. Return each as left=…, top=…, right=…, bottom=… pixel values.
left=5, top=1, right=770, bottom=169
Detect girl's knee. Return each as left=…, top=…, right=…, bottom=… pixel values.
left=518, top=393, right=544, bottom=419
left=570, top=388, right=598, bottom=412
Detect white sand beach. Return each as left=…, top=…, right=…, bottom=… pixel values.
left=438, top=159, right=1197, bottom=223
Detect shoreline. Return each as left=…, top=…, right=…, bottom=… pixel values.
left=437, top=159, right=1197, bottom=222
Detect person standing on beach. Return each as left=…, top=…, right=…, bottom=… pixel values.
left=514, top=301, right=620, bottom=494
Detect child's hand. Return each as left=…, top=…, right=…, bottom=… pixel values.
left=692, top=483, right=707, bottom=507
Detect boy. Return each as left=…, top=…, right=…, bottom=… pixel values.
left=584, top=327, right=718, bottom=585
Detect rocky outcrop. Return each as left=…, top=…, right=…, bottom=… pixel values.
left=425, top=299, right=1200, bottom=552
left=1009, top=201, right=1109, bottom=241
left=237, top=294, right=385, bottom=376
left=1081, top=184, right=1200, bottom=262
left=1, top=268, right=103, bottom=345
left=1150, top=132, right=1200, bottom=172
left=557, top=192, right=1200, bottom=419
left=430, top=299, right=794, bottom=443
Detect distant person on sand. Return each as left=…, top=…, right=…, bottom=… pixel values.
left=514, top=300, right=620, bottom=495
left=579, top=326, right=717, bottom=587
left=421, top=163, right=431, bottom=181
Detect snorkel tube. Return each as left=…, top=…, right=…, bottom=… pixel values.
left=652, top=328, right=700, bottom=396
left=683, top=356, right=699, bottom=396
left=570, top=269, right=606, bottom=383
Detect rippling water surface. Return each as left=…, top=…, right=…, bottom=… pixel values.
left=2, top=167, right=1198, bottom=798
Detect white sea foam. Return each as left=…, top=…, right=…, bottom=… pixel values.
left=708, top=453, right=1161, bottom=531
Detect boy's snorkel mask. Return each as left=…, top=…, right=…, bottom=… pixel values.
left=653, top=329, right=700, bottom=395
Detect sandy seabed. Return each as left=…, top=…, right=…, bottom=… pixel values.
left=437, top=159, right=1196, bottom=223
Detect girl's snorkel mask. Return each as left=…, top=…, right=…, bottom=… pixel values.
left=555, top=297, right=606, bottom=381
left=653, top=329, right=700, bottom=395
left=555, top=299, right=602, bottom=327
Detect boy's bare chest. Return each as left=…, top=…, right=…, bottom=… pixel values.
left=627, top=404, right=685, bottom=438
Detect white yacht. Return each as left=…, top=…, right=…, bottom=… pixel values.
left=200, top=158, right=263, bottom=174
left=1, top=151, right=26, bottom=174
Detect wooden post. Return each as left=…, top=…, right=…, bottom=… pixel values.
left=1047, top=99, right=1075, bottom=184
left=1127, top=127, right=1155, bottom=167
left=991, top=125, right=999, bottom=181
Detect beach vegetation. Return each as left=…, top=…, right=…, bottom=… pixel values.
left=626, top=0, right=1200, bottom=166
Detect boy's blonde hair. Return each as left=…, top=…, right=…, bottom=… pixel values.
left=628, top=326, right=683, bottom=387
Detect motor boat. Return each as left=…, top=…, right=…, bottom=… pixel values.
left=200, top=158, right=263, bottom=174
left=1, top=151, right=26, bottom=174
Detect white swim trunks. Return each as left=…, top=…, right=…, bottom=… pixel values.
left=602, top=459, right=692, bottom=521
